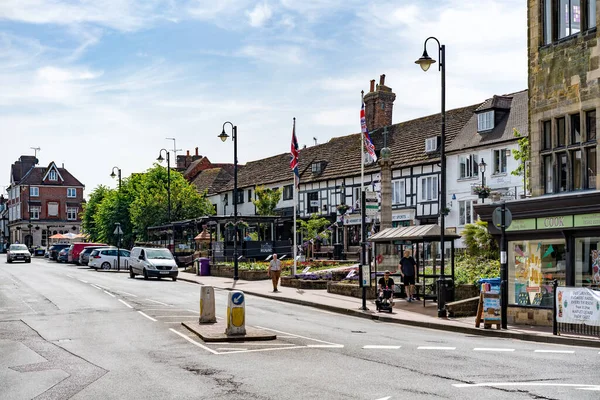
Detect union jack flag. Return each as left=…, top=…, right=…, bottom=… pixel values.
left=361, top=102, right=377, bottom=163
left=290, top=119, right=300, bottom=187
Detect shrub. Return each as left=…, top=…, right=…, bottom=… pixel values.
left=454, top=254, right=500, bottom=285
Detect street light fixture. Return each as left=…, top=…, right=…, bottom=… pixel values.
left=219, top=121, right=239, bottom=281
left=416, top=36, right=449, bottom=318
left=156, top=149, right=171, bottom=223
left=479, top=158, right=487, bottom=203
left=110, top=166, right=122, bottom=190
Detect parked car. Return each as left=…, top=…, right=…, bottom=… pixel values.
left=57, top=248, right=69, bottom=263
left=79, top=246, right=106, bottom=266
left=31, top=246, right=46, bottom=256
left=6, top=244, right=32, bottom=263
left=88, top=247, right=131, bottom=270
left=129, top=247, right=178, bottom=281
left=68, top=242, right=107, bottom=264
left=48, top=244, right=70, bottom=261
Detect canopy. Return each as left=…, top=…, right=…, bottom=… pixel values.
left=49, top=233, right=65, bottom=239
left=368, top=224, right=460, bottom=243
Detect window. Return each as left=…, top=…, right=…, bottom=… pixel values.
left=392, top=180, right=405, bottom=205
left=307, top=192, right=319, bottom=213
left=572, top=149, right=582, bottom=190
left=575, top=237, right=600, bottom=288
left=586, top=110, right=596, bottom=140
left=30, top=187, right=39, bottom=197
left=425, top=137, right=438, bottom=153
left=67, top=207, right=77, bottom=220
left=557, top=117, right=566, bottom=146
left=311, top=162, right=322, bottom=174
left=493, top=149, right=508, bottom=174
left=283, top=185, right=293, bottom=201
left=542, top=120, right=552, bottom=150
left=587, top=147, right=597, bottom=189
left=235, top=190, right=244, bottom=204
left=49, top=170, right=57, bottom=181
left=420, top=176, right=438, bottom=201
left=590, top=0, right=597, bottom=28
left=459, top=154, right=479, bottom=179
left=559, top=152, right=568, bottom=192
left=544, top=0, right=595, bottom=43
left=571, top=113, right=581, bottom=144
left=459, top=200, right=472, bottom=226
left=544, top=155, right=554, bottom=194
left=560, top=0, right=582, bottom=38
left=67, top=188, right=76, bottom=198
left=544, top=0, right=553, bottom=44
left=48, top=202, right=58, bottom=216
left=477, top=111, right=494, bottom=131
left=247, top=189, right=252, bottom=203
left=29, top=206, right=40, bottom=220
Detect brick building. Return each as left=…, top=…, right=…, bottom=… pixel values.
left=6, top=156, right=85, bottom=248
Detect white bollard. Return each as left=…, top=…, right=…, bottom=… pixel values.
left=199, top=286, right=216, bottom=324
left=225, top=291, right=246, bottom=336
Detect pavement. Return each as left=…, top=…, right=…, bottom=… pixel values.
left=178, top=271, right=600, bottom=348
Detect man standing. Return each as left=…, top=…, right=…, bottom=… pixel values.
left=268, top=253, right=282, bottom=293
left=399, top=249, right=417, bottom=302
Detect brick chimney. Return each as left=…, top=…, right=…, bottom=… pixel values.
left=363, top=74, right=396, bottom=132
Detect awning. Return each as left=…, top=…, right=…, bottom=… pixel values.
left=369, top=224, right=461, bottom=242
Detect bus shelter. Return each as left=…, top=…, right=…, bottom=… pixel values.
left=368, top=225, right=460, bottom=306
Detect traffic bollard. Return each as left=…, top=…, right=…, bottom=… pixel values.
left=199, top=286, right=216, bottom=324
left=225, top=291, right=246, bottom=336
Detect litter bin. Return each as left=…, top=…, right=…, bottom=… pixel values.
left=333, top=243, right=343, bottom=260
left=479, top=277, right=501, bottom=293
left=437, top=277, right=455, bottom=303
left=199, top=257, right=210, bottom=276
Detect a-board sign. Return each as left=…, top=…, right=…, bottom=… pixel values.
left=476, top=291, right=501, bottom=329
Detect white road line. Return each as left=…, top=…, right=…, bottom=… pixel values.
left=103, top=290, right=116, bottom=298
left=534, top=349, right=575, bottom=354
left=118, top=291, right=138, bottom=297
left=186, top=309, right=200, bottom=314
left=78, top=279, right=88, bottom=283
left=306, top=344, right=345, bottom=348
left=217, top=348, right=248, bottom=351
left=453, top=382, right=600, bottom=390
left=219, top=346, right=306, bottom=355
left=418, top=346, right=456, bottom=350
left=90, top=284, right=102, bottom=290
left=146, top=299, right=170, bottom=306
left=169, top=329, right=219, bottom=355
left=473, top=348, right=515, bottom=352
left=67, top=275, right=75, bottom=279
left=154, top=315, right=199, bottom=318
left=363, top=345, right=401, bottom=349
left=217, top=343, right=296, bottom=346
left=375, top=397, right=391, bottom=400
left=138, top=311, right=157, bottom=322
left=254, top=326, right=341, bottom=346
left=95, top=284, right=109, bottom=289
left=118, top=299, right=133, bottom=309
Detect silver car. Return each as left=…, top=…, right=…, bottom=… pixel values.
left=7, top=244, right=32, bottom=263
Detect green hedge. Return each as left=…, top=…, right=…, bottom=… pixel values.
left=454, top=255, right=500, bottom=286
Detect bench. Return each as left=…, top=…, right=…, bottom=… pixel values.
left=313, top=246, right=334, bottom=259
left=342, top=246, right=361, bottom=261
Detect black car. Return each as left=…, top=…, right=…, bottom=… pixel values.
left=79, top=246, right=106, bottom=266
left=48, top=244, right=71, bottom=261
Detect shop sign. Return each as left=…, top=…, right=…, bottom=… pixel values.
left=574, top=213, right=600, bottom=228
left=309, top=200, right=319, bottom=207
left=392, top=210, right=414, bottom=221
left=556, top=287, right=600, bottom=327
left=343, top=215, right=372, bottom=225
left=506, top=218, right=536, bottom=232
left=536, top=215, right=573, bottom=230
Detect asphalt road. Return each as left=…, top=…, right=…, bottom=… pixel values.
left=1, top=256, right=599, bottom=400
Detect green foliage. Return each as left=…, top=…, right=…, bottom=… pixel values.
left=454, top=254, right=500, bottom=285
left=510, top=128, right=530, bottom=191
left=462, top=220, right=498, bottom=259
left=252, top=186, right=282, bottom=216
left=81, top=185, right=110, bottom=241
left=298, top=214, right=332, bottom=242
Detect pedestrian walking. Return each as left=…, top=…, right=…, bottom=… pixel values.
left=399, top=249, right=417, bottom=302
left=268, top=253, right=282, bottom=293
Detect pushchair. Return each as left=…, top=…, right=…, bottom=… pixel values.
left=375, top=288, right=394, bottom=313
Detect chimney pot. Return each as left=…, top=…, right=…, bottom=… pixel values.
left=187, top=150, right=190, bottom=156
left=370, top=80, right=375, bottom=92
left=380, top=74, right=385, bottom=86
left=195, top=147, right=199, bottom=156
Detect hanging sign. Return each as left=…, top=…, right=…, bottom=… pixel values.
left=556, top=287, right=600, bottom=327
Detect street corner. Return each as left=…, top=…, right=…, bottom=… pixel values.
left=181, top=320, right=277, bottom=342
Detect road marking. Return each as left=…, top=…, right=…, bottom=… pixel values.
left=103, top=290, right=115, bottom=298
left=118, top=291, right=138, bottom=297
left=473, top=348, right=515, bottom=352
left=67, top=275, right=75, bottom=279
left=307, top=344, right=344, bottom=348
left=375, top=397, right=391, bottom=400
left=95, top=284, right=109, bottom=289
left=453, top=382, right=600, bottom=390
left=363, top=345, right=401, bottom=349
left=146, top=299, right=170, bottom=306
left=418, top=346, right=456, bottom=350
left=118, top=299, right=133, bottom=308
left=77, top=279, right=88, bottom=283
left=534, top=349, right=575, bottom=354
left=219, top=346, right=306, bottom=355
left=255, top=326, right=341, bottom=346
left=138, top=311, right=157, bottom=322
left=216, top=343, right=296, bottom=346
left=90, top=284, right=102, bottom=290
left=154, top=315, right=199, bottom=318
left=217, top=348, right=248, bottom=351
left=186, top=309, right=200, bottom=314
left=169, top=328, right=219, bottom=355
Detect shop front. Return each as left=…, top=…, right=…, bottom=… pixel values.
left=476, top=192, right=600, bottom=326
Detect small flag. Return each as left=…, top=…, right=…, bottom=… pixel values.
left=361, top=102, right=377, bottom=163
left=290, top=118, right=300, bottom=187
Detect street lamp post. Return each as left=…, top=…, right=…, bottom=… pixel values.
left=416, top=36, right=448, bottom=318
left=479, top=158, right=487, bottom=204
left=110, top=167, right=122, bottom=190
left=157, top=149, right=172, bottom=243
left=218, top=122, right=239, bottom=281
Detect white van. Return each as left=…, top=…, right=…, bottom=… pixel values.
left=129, top=247, right=178, bottom=281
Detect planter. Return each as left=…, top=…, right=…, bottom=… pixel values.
left=210, top=264, right=234, bottom=278
left=239, top=270, right=269, bottom=281
left=281, top=276, right=328, bottom=290
left=326, top=281, right=377, bottom=299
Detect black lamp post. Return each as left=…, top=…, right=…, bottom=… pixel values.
left=416, top=36, right=448, bottom=318
left=157, top=149, right=172, bottom=223
left=479, top=158, right=487, bottom=204
left=110, top=167, right=122, bottom=190
left=219, top=121, right=239, bottom=281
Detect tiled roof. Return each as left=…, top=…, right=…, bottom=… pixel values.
left=18, top=163, right=84, bottom=187
left=220, top=153, right=294, bottom=191
left=447, top=89, right=528, bottom=153
left=192, top=168, right=233, bottom=196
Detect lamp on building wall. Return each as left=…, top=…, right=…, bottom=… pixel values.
left=479, top=158, right=488, bottom=204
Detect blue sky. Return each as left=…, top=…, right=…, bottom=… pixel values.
left=0, top=0, right=526, bottom=195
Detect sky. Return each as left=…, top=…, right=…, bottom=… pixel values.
left=0, top=0, right=527, bottom=196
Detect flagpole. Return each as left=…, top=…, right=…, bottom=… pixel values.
left=292, top=117, right=298, bottom=277
left=360, top=90, right=367, bottom=311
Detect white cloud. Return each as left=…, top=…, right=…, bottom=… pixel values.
left=238, top=44, right=304, bottom=65
left=247, top=2, right=273, bottom=27
left=36, top=66, right=102, bottom=82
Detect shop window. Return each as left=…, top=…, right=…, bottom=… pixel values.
left=493, top=149, right=507, bottom=174
left=542, top=120, right=552, bottom=150
left=508, top=239, right=566, bottom=307
left=586, top=110, right=596, bottom=140
left=557, top=117, right=566, bottom=147
left=392, top=180, right=405, bottom=205
left=459, top=154, right=479, bottom=179
left=575, top=237, right=600, bottom=287
left=587, top=147, right=597, bottom=189
left=307, top=192, right=319, bottom=214
left=571, top=113, right=581, bottom=144
left=571, top=149, right=582, bottom=190
left=420, top=176, right=438, bottom=201
left=458, top=200, right=472, bottom=226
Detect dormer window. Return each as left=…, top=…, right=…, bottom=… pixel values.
left=311, top=162, right=323, bottom=174
left=425, top=137, right=438, bottom=153
left=49, top=170, right=57, bottom=181
left=477, top=111, right=495, bottom=132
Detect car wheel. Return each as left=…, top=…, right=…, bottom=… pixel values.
left=143, top=269, right=149, bottom=280
left=101, top=262, right=111, bottom=270
left=172, top=276, right=177, bottom=282
left=26, top=259, right=31, bottom=263
left=6, top=259, right=11, bottom=263
left=129, top=267, right=135, bottom=279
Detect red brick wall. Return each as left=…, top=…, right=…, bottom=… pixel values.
left=22, top=185, right=85, bottom=221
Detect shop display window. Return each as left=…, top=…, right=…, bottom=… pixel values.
left=508, top=239, right=566, bottom=307
left=575, top=237, right=600, bottom=288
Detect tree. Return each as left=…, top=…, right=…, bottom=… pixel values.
left=298, top=214, right=332, bottom=259
left=81, top=185, right=110, bottom=242
left=462, top=220, right=498, bottom=259
left=511, top=128, right=530, bottom=194
left=252, top=186, right=282, bottom=240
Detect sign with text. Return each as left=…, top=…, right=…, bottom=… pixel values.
left=574, top=213, right=600, bottom=228
left=260, top=243, right=273, bottom=253
left=483, top=292, right=501, bottom=322
left=506, top=218, right=536, bottom=232
left=537, top=215, right=574, bottom=230
left=556, top=287, right=600, bottom=327
left=359, top=264, right=371, bottom=287
left=365, top=191, right=379, bottom=217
